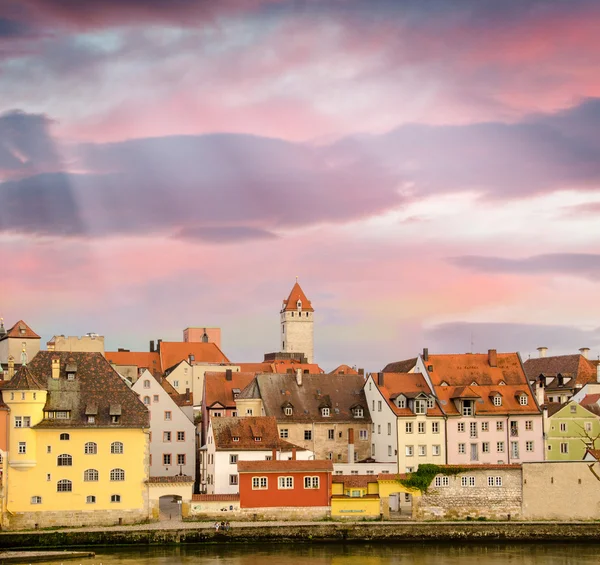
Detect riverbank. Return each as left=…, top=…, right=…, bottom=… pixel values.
left=0, top=551, right=95, bottom=563
left=2, top=521, right=600, bottom=548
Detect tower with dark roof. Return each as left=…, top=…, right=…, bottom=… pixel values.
left=280, top=280, right=314, bottom=364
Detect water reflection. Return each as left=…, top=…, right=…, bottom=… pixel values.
left=73, top=543, right=600, bottom=565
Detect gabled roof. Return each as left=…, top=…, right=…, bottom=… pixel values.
left=160, top=376, right=193, bottom=407
left=3, top=365, right=46, bottom=390
left=381, top=358, right=418, bottom=373
left=585, top=449, right=600, bottom=461
left=252, top=372, right=371, bottom=423
left=237, top=459, right=332, bottom=473
left=329, top=365, right=359, bottom=375
left=105, top=351, right=161, bottom=378
left=451, top=386, right=482, bottom=399
left=159, top=342, right=230, bottom=371
left=332, top=474, right=377, bottom=488
left=371, top=373, right=444, bottom=417
left=281, top=281, right=314, bottom=312
left=204, top=371, right=256, bottom=409
left=26, top=352, right=149, bottom=429
left=210, top=416, right=304, bottom=451
left=235, top=360, right=324, bottom=374
left=524, top=354, right=598, bottom=388
left=1, top=320, right=40, bottom=341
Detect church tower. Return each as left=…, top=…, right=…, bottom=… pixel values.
left=280, top=280, right=314, bottom=363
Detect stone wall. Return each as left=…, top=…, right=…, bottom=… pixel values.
left=6, top=508, right=150, bottom=531
left=188, top=505, right=329, bottom=521
left=415, top=468, right=522, bottom=520
left=522, top=461, right=600, bottom=520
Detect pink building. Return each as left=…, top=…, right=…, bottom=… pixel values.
left=183, top=327, right=221, bottom=349
left=419, top=349, right=544, bottom=465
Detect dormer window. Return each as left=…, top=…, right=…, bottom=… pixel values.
left=254, top=436, right=262, bottom=442
left=322, top=407, right=330, bottom=417
left=493, top=395, right=502, bottom=407
left=284, top=405, right=293, bottom=416
left=232, top=388, right=241, bottom=399
left=232, top=436, right=240, bottom=442
left=519, top=395, right=528, bottom=406
left=427, top=397, right=434, bottom=409
left=414, top=400, right=426, bottom=414
left=67, top=373, right=75, bottom=381
left=499, top=380, right=506, bottom=386
left=462, top=400, right=474, bottom=416
left=353, top=407, right=364, bottom=418
left=470, top=381, right=478, bottom=386
left=440, top=381, right=448, bottom=387
left=398, top=398, right=406, bottom=409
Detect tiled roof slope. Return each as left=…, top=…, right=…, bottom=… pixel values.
left=3, top=365, right=46, bottom=390
left=523, top=354, right=597, bottom=388
left=255, top=373, right=371, bottom=423
left=332, top=475, right=377, bottom=488
left=381, top=358, right=418, bottom=373
left=105, top=351, right=161, bottom=377
left=236, top=360, right=324, bottom=374
left=160, top=376, right=193, bottom=406
left=281, top=282, right=314, bottom=312
left=427, top=353, right=540, bottom=416
left=211, top=416, right=305, bottom=451
left=374, top=373, right=444, bottom=417
left=204, top=372, right=256, bottom=408
left=330, top=365, right=359, bottom=375
left=2, top=320, right=40, bottom=340
left=26, top=351, right=149, bottom=429
left=237, top=459, right=333, bottom=472
left=160, top=342, right=229, bottom=371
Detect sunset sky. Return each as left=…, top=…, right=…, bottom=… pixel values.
left=2, top=0, right=600, bottom=371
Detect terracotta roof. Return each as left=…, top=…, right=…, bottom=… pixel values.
left=252, top=373, right=371, bottom=423
left=332, top=475, right=377, bottom=488
left=160, top=376, right=193, bottom=406
left=105, top=351, right=161, bottom=377
left=147, top=475, right=194, bottom=484
left=585, top=449, right=600, bottom=461
left=545, top=402, right=564, bottom=417
left=237, top=459, right=333, bottom=472
left=281, top=282, right=314, bottom=312
left=381, top=358, right=418, bottom=373
left=378, top=473, right=408, bottom=480
left=237, top=363, right=274, bottom=373
left=581, top=394, right=600, bottom=405
left=3, top=365, right=46, bottom=390
left=373, top=373, right=444, bottom=417
left=160, top=342, right=229, bottom=372
left=270, top=360, right=324, bottom=374
left=1, top=320, right=40, bottom=341
left=26, top=352, right=149, bottom=429
left=524, top=354, right=598, bottom=388
left=205, top=371, right=256, bottom=409
left=329, top=365, right=359, bottom=375
left=211, top=416, right=304, bottom=451
left=192, top=494, right=240, bottom=502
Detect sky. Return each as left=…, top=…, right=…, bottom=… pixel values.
left=1, top=0, right=600, bottom=371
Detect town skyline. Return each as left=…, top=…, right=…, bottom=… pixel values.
left=2, top=0, right=600, bottom=370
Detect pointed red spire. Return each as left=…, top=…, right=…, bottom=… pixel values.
left=281, top=281, right=314, bottom=312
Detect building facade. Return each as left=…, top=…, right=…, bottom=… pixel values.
left=280, top=281, right=314, bottom=364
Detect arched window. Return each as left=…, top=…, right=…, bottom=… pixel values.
left=84, top=469, right=99, bottom=482
left=111, top=441, right=124, bottom=454
left=84, top=442, right=97, bottom=454
left=57, top=454, right=72, bottom=466
left=143, top=379, right=150, bottom=389
left=86, top=495, right=96, bottom=504
left=110, top=468, right=125, bottom=481
left=111, top=494, right=121, bottom=503
left=57, top=479, right=72, bottom=492
left=143, top=396, right=150, bottom=405
left=59, top=433, right=70, bottom=441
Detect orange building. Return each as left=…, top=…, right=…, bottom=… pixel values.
left=237, top=459, right=332, bottom=508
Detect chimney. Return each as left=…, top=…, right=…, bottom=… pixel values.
left=377, top=372, right=384, bottom=386
left=156, top=339, right=162, bottom=353
left=358, top=368, right=364, bottom=377
left=488, top=349, right=497, bottom=368
left=537, top=346, right=547, bottom=358
left=348, top=428, right=355, bottom=464
left=292, top=448, right=297, bottom=461
left=272, top=448, right=277, bottom=460
left=149, top=340, right=155, bottom=353
left=296, top=368, right=302, bottom=386
left=7, top=356, right=14, bottom=380
left=51, top=356, right=60, bottom=380
left=225, top=369, right=232, bottom=381
left=535, top=379, right=545, bottom=407
left=423, top=348, right=429, bottom=362
left=579, top=347, right=590, bottom=360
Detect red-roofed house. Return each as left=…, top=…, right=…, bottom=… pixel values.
left=0, top=320, right=41, bottom=379
left=237, top=458, right=332, bottom=513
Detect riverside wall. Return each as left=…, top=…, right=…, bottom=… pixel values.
left=2, top=522, right=600, bottom=548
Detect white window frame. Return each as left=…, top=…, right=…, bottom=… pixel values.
left=461, top=476, right=475, bottom=487
left=304, top=476, right=319, bottom=489
left=252, top=476, right=268, bottom=490
left=434, top=476, right=449, bottom=487
left=278, top=476, right=294, bottom=489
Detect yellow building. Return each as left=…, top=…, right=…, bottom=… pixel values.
left=1, top=352, right=150, bottom=530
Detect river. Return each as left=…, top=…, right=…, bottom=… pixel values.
left=37, top=543, right=600, bottom=565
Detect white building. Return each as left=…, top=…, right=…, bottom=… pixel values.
left=280, top=281, right=314, bottom=364
left=203, top=416, right=312, bottom=494
left=132, top=370, right=196, bottom=478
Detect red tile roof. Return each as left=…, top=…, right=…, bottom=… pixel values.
left=237, top=459, right=333, bottom=472
left=2, top=320, right=40, bottom=341
left=105, top=351, right=161, bottom=377
left=332, top=475, right=377, bottom=488
left=585, top=449, right=600, bottom=461
left=281, top=282, right=314, bottom=312
left=330, top=365, right=359, bottom=375
left=192, top=494, right=240, bottom=502
left=211, top=416, right=304, bottom=451
left=160, top=375, right=193, bottom=406
left=204, top=371, right=256, bottom=409
left=374, top=373, right=444, bottom=417
left=160, top=342, right=229, bottom=372
left=581, top=394, right=600, bottom=405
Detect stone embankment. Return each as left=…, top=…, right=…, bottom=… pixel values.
left=0, top=550, right=95, bottom=563
left=2, top=522, right=600, bottom=548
